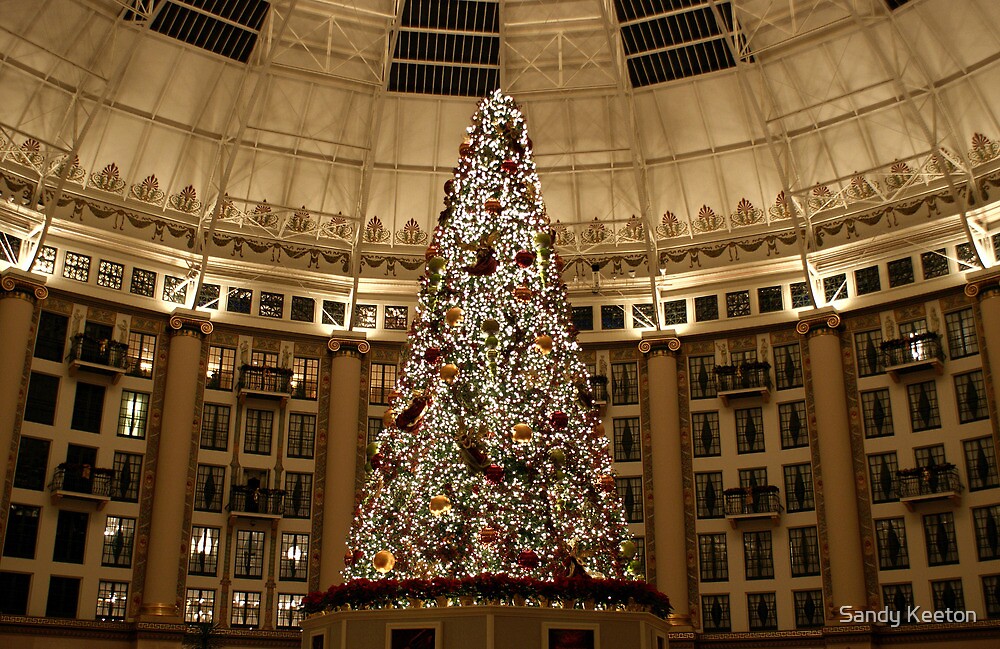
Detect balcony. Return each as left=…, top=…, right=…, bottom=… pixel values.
left=67, top=334, right=129, bottom=382
left=881, top=332, right=945, bottom=383
left=714, top=362, right=772, bottom=405
left=724, top=486, right=782, bottom=527
left=227, top=485, right=285, bottom=519
left=49, top=464, right=113, bottom=508
left=237, top=365, right=293, bottom=402
left=898, top=464, right=962, bottom=510
left=588, top=375, right=608, bottom=406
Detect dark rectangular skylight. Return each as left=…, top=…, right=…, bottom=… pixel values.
left=613, top=0, right=748, bottom=87
left=389, top=0, right=500, bottom=97
left=124, top=0, right=270, bottom=64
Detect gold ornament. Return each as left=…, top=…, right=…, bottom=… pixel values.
left=429, top=495, right=452, bottom=516
left=533, top=335, right=553, bottom=354
left=446, top=307, right=464, bottom=327
left=480, top=526, right=499, bottom=544
left=440, top=363, right=459, bottom=384
left=512, top=423, right=533, bottom=443
left=373, top=550, right=395, bottom=573
left=513, top=285, right=533, bottom=301
left=481, top=318, right=500, bottom=334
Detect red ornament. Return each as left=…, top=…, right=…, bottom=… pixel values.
left=517, top=549, right=540, bottom=569
left=485, top=198, right=502, bottom=213
left=444, top=179, right=454, bottom=194
left=598, top=474, right=616, bottom=493
left=425, top=244, right=440, bottom=261
left=480, top=526, right=499, bottom=544
left=370, top=453, right=384, bottom=469
left=459, top=142, right=472, bottom=156
left=514, top=249, right=536, bottom=268
left=502, top=159, right=518, bottom=173
left=424, top=347, right=441, bottom=363
left=395, top=395, right=429, bottom=432
left=344, top=549, right=362, bottom=566
left=485, top=464, right=504, bottom=484
left=550, top=411, right=568, bottom=429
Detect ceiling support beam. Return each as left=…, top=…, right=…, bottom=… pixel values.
left=598, top=0, right=663, bottom=329
left=345, top=0, right=406, bottom=330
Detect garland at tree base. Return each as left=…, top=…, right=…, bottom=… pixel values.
left=302, top=575, right=671, bottom=619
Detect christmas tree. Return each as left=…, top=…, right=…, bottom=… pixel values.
left=343, top=91, right=637, bottom=584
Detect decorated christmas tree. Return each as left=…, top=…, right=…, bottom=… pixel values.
left=343, top=91, right=639, bottom=586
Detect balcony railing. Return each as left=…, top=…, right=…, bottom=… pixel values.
left=881, top=332, right=945, bottom=382
left=49, top=464, right=113, bottom=505
left=714, top=362, right=772, bottom=405
left=237, top=365, right=292, bottom=398
left=228, top=485, right=285, bottom=517
left=898, top=465, right=962, bottom=509
left=68, top=334, right=129, bottom=380
left=724, top=486, right=782, bottom=525
left=588, top=375, right=608, bottom=404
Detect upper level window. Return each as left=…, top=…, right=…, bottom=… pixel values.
left=370, top=363, right=396, bottom=406
left=945, top=308, right=978, bottom=358
left=207, top=346, right=236, bottom=390
left=126, top=332, right=156, bottom=378
left=292, top=357, right=319, bottom=400
left=117, top=391, right=149, bottom=438
left=611, top=362, right=638, bottom=405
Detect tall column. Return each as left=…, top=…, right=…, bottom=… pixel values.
left=0, top=269, right=47, bottom=543
left=967, top=268, right=1000, bottom=414
left=639, top=332, right=690, bottom=628
left=139, top=310, right=212, bottom=621
left=319, top=335, right=369, bottom=588
left=797, top=308, right=867, bottom=617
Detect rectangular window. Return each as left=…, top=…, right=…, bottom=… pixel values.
left=14, top=436, right=50, bottom=491
left=46, top=576, right=80, bottom=618
left=788, top=527, right=820, bottom=577
left=112, top=452, right=142, bottom=502
left=34, top=311, right=68, bottom=361
left=631, top=537, right=646, bottom=579
left=276, top=593, right=304, bottom=629
left=688, top=355, right=717, bottom=399
left=747, top=592, right=778, bottom=630
left=601, top=304, right=626, bottom=330
left=726, top=290, right=751, bottom=318
left=163, top=275, right=188, bottom=304
left=200, top=403, right=230, bottom=451
left=945, top=308, right=979, bottom=358
left=861, top=389, right=894, bottom=438
left=370, top=363, right=396, bottom=405
left=321, top=300, right=345, bottom=326
left=231, top=591, right=261, bottom=628
left=259, top=292, right=283, bottom=318
left=907, top=380, right=941, bottom=431
left=124, top=331, right=155, bottom=378
left=931, top=579, right=965, bottom=613
left=868, top=452, right=899, bottom=503
left=571, top=306, right=594, bottom=331
left=883, top=584, right=914, bottom=617
left=695, top=472, right=724, bottom=519
left=3, top=504, right=40, bottom=559
left=280, top=533, right=309, bottom=581
left=611, top=362, right=639, bottom=405
left=31, top=245, right=57, bottom=274
left=773, top=343, right=803, bottom=390
left=189, top=526, right=221, bottom=576
left=288, top=413, right=317, bottom=459
left=964, top=437, right=999, bottom=492
left=735, top=407, right=765, bottom=454
left=875, top=518, right=910, bottom=570
left=243, top=409, right=274, bottom=455
left=692, top=411, right=720, bottom=457
left=616, top=476, right=643, bottom=523
left=779, top=401, right=808, bottom=449
left=694, top=295, right=719, bottom=321
left=744, top=531, right=774, bottom=579
left=207, top=346, right=236, bottom=390
left=983, top=576, right=1000, bottom=618
left=367, top=417, right=384, bottom=446
left=974, top=505, right=1000, bottom=561
left=887, top=257, right=915, bottom=287
left=384, top=305, right=408, bottom=330
left=955, top=370, right=989, bottom=423
left=913, top=444, right=946, bottom=469
left=71, top=382, right=105, bottom=433
left=923, top=512, right=959, bottom=565
left=632, top=303, right=656, bottom=328
left=101, top=516, right=135, bottom=568
left=249, top=350, right=278, bottom=368
left=227, top=288, right=253, bottom=314
left=291, top=357, right=319, bottom=400
left=130, top=268, right=156, bottom=297
left=0, top=572, right=30, bottom=615
left=284, top=472, right=313, bottom=519
left=53, top=510, right=88, bottom=563
left=95, top=581, right=128, bottom=621
left=234, top=530, right=265, bottom=579
left=662, top=299, right=687, bottom=325
left=612, top=417, right=641, bottom=462
left=921, top=249, right=950, bottom=279
left=854, top=330, right=884, bottom=377
left=854, top=265, right=881, bottom=295
left=63, top=251, right=91, bottom=282
left=701, top=594, right=731, bottom=631
left=195, top=465, right=225, bottom=512
left=794, top=590, right=824, bottom=628
left=197, top=284, right=221, bottom=309
left=185, top=589, right=215, bottom=623
left=739, top=467, right=768, bottom=488
left=24, top=372, right=59, bottom=426
left=354, top=304, right=377, bottom=328
left=290, top=296, right=314, bottom=322
left=698, top=533, right=728, bottom=582
left=790, top=281, right=812, bottom=309
left=783, top=463, right=815, bottom=512
left=117, top=390, right=149, bottom=438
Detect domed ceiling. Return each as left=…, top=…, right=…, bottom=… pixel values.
left=1, top=0, right=999, bottom=316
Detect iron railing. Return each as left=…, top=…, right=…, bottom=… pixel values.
left=228, top=485, right=285, bottom=515
left=724, top=487, right=781, bottom=516
left=68, top=334, right=129, bottom=369
left=50, top=464, right=113, bottom=497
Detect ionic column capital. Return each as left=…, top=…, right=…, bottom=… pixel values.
left=0, top=268, right=48, bottom=302
left=965, top=267, right=1000, bottom=300
left=638, top=330, right=682, bottom=357
left=328, top=332, right=370, bottom=356
left=167, top=308, right=213, bottom=337
left=796, top=306, right=842, bottom=337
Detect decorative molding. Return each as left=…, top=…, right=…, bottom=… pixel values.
left=168, top=308, right=213, bottom=336
left=796, top=307, right=842, bottom=335
left=328, top=336, right=370, bottom=354
left=638, top=331, right=681, bottom=355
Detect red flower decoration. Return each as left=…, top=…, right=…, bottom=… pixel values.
left=424, top=347, right=441, bottom=363
left=514, top=249, right=536, bottom=268
left=517, top=549, right=540, bottom=569
left=550, top=411, right=568, bottom=429
left=485, top=464, right=504, bottom=484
